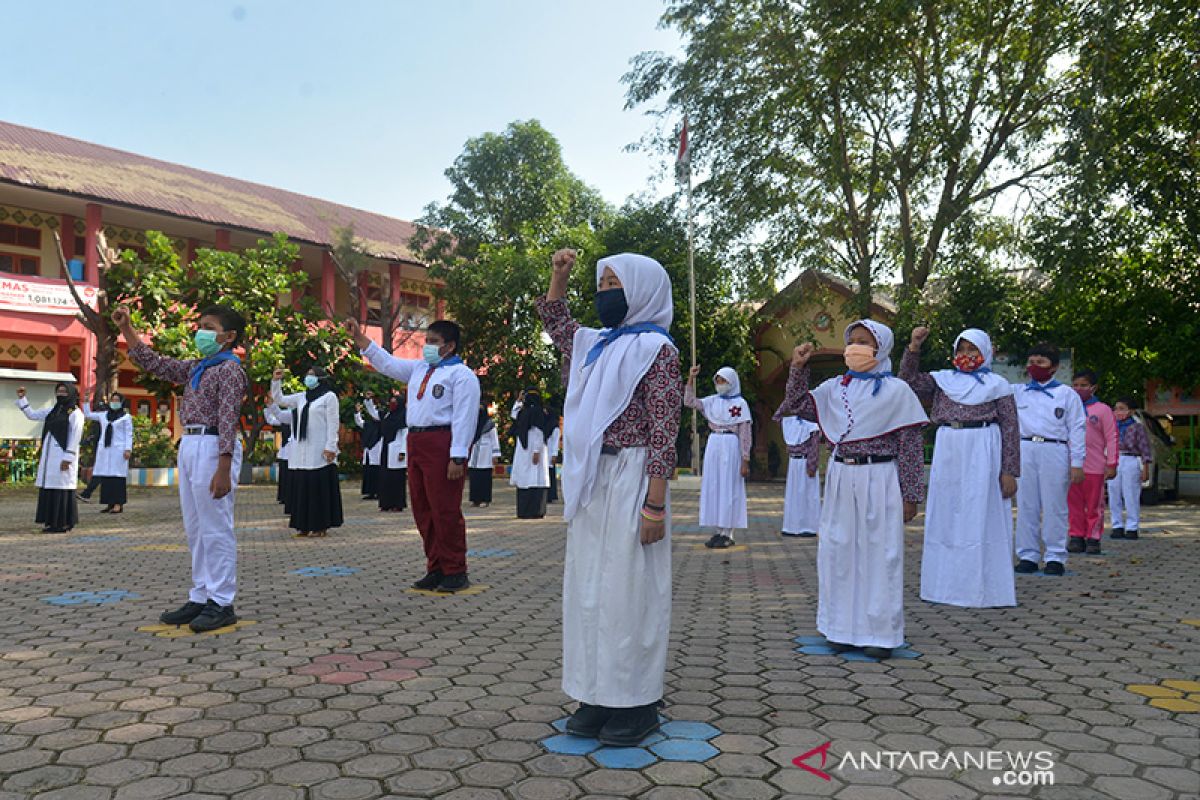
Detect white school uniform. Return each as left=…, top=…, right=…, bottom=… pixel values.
left=354, top=399, right=383, bottom=466
left=509, top=402, right=550, bottom=490
left=179, top=433, right=243, bottom=606
left=1012, top=381, right=1087, bottom=565
left=82, top=403, right=134, bottom=479
left=270, top=383, right=340, bottom=470
left=1108, top=456, right=1144, bottom=530
left=695, top=368, right=750, bottom=531
left=384, top=428, right=409, bottom=469
left=468, top=425, right=501, bottom=470
left=781, top=417, right=821, bottom=535
left=16, top=399, right=85, bottom=489
left=263, top=404, right=293, bottom=462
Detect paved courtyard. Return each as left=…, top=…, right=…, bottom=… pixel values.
left=0, top=479, right=1197, bottom=800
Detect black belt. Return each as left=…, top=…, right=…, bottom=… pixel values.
left=1119, top=452, right=1139, bottom=457
left=409, top=425, right=451, bottom=433
left=711, top=431, right=737, bottom=435
left=944, top=420, right=995, bottom=429
left=600, top=444, right=621, bottom=455
left=834, top=454, right=895, bottom=465
left=1022, top=436, right=1067, bottom=445
left=183, top=425, right=219, bottom=436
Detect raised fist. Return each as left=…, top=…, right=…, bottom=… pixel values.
left=552, top=248, right=577, bottom=276
left=688, top=364, right=702, bottom=379
left=792, top=343, right=815, bottom=367
left=16, top=386, right=26, bottom=399
left=910, top=326, right=931, bottom=346
left=111, top=306, right=131, bottom=328
left=272, top=368, right=286, bottom=382
left=346, top=317, right=370, bottom=350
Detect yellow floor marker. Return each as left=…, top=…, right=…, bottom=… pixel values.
left=405, top=584, right=490, bottom=597
left=137, top=621, right=258, bottom=638
left=692, top=544, right=749, bottom=553
left=1180, top=618, right=1200, bottom=628
left=1162, top=680, right=1200, bottom=693
left=1149, top=697, right=1200, bottom=713
left=1126, top=684, right=1182, bottom=698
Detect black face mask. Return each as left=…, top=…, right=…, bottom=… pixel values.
left=595, top=288, right=628, bottom=329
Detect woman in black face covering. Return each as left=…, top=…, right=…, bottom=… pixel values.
left=81, top=391, right=135, bottom=513
left=355, top=391, right=383, bottom=500
left=15, top=383, right=86, bottom=532
left=510, top=388, right=555, bottom=519
left=271, top=365, right=344, bottom=538
left=377, top=393, right=409, bottom=512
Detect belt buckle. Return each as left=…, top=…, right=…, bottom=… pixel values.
left=1032, top=435, right=1046, bottom=443
left=842, top=456, right=860, bottom=465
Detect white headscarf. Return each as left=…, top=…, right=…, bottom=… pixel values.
left=560, top=253, right=676, bottom=521
left=930, top=328, right=1013, bottom=405
left=700, top=366, right=752, bottom=426
left=810, top=319, right=928, bottom=446
left=781, top=416, right=819, bottom=447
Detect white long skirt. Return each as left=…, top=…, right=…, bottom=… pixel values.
left=782, top=457, right=821, bottom=534
left=816, top=460, right=905, bottom=649
left=562, top=447, right=671, bottom=708
left=699, top=433, right=747, bottom=529
left=921, top=425, right=1016, bottom=608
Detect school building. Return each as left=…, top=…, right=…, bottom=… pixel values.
left=0, top=119, right=437, bottom=438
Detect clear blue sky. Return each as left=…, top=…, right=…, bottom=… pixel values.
left=2, top=1, right=681, bottom=221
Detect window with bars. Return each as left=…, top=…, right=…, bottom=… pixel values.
left=0, top=223, right=41, bottom=249
left=0, top=252, right=39, bottom=275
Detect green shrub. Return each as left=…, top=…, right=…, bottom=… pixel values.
left=131, top=416, right=177, bottom=468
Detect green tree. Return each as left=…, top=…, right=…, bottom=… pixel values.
left=415, top=121, right=611, bottom=407
left=1026, top=0, right=1199, bottom=398
left=626, top=0, right=1081, bottom=311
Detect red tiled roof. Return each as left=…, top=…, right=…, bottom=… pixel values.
left=0, top=120, right=423, bottom=262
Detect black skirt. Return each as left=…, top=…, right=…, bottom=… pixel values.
left=36, top=488, right=78, bottom=531
left=516, top=487, right=548, bottom=519
left=288, top=464, right=344, bottom=532
left=468, top=467, right=493, bottom=504
left=361, top=464, right=380, bottom=497
left=99, top=476, right=127, bottom=506
left=547, top=465, right=559, bottom=503
left=276, top=459, right=290, bottom=505
left=379, top=466, right=407, bottom=511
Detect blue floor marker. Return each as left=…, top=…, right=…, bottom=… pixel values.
left=290, top=566, right=360, bottom=577
left=43, top=590, right=140, bottom=606
left=543, top=717, right=718, bottom=769
left=794, top=635, right=921, bottom=662
left=466, top=548, right=516, bottom=558
left=71, top=535, right=123, bottom=543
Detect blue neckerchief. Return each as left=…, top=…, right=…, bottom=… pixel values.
left=1117, top=417, right=1136, bottom=432
left=1083, top=395, right=1099, bottom=407
left=1024, top=379, right=1061, bottom=396
left=845, top=370, right=893, bottom=396
left=433, top=355, right=463, bottom=368
left=584, top=323, right=674, bottom=367
left=189, top=351, right=241, bottom=390
left=954, top=366, right=992, bottom=384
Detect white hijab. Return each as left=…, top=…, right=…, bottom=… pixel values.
left=930, top=328, right=1013, bottom=405
left=781, top=416, right=819, bottom=447
left=700, top=366, right=752, bottom=426
left=561, top=253, right=676, bottom=521
left=810, top=319, right=928, bottom=446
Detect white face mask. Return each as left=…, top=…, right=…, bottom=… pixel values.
left=715, top=382, right=733, bottom=397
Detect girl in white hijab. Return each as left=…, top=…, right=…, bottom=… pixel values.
left=779, top=320, right=928, bottom=659
left=685, top=365, right=751, bottom=548
left=536, top=248, right=682, bottom=747
left=901, top=326, right=1018, bottom=608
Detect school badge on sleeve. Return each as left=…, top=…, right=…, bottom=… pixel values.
left=1055, top=407, right=1065, bottom=418
left=432, top=384, right=445, bottom=399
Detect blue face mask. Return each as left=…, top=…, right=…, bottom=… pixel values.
left=304, top=375, right=320, bottom=389
left=594, top=288, right=628, bottom=329
left=423, top=344, right=443, bottom=365
left=194, top=329, right=222, bottom=357
left=109, top=400, right=123, bottom=410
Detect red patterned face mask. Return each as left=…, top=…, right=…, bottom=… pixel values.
left=953, top=353, right=985, bottom=372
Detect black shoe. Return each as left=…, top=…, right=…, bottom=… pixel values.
left=160, top=601, right=207, bottom=625
left=412, top=571, right=443, bottom=590
left=1110, top=527, right=1125, bottom=540
left=597, top=703, right=660, bottom=747
left=796, top=531, right=817, bottom=538
left=76, top=493, right=92, bottom=504
left=1086, top=539, right=1101, bottom=555
left=703, top=534, right=722, bottom=549
left=1043, top=561, right=1065, bottom=576
left=827, top=641, right=857, bottom=653
left=100, top=506, right=112, bottom=513
left=863, top=647, right=893, bottom=660
left=189, top=601, right=237, bottom=632
left=565, top=703, right=613, bottom=738
left=437, top=573, right=470, bottom=593
left=1067, top=537, right=1086, bottom=553
left=1125, top=529, right=1139, bottom=540
left=711, top=535, right=734, bottom=549
left=1014, top=559, right=1039, bottom=574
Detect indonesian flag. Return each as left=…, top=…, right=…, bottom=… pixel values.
left=676, top=117, right=690, bottom=182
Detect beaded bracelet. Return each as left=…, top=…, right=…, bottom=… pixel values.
left=640, top=507, right=666, bottom=522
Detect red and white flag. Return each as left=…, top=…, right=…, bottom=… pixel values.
left=676, top=117, right=690, bottom=182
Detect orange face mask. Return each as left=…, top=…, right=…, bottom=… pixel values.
left=843, top=344, right=878, bottom=373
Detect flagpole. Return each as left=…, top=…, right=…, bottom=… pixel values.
left=684, top=121, right=700, bottom=477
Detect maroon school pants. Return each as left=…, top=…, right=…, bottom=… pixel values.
left=407, top=429, right=468, bottom=575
